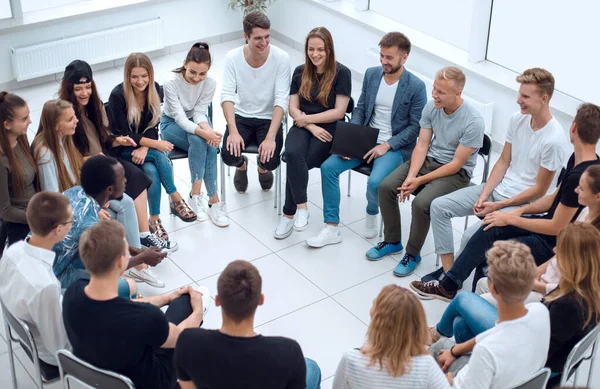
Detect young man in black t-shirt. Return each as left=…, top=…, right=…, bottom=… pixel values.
left=175, top=260, right=322, bottom=389
left=411, top=103, right=600, bottom=301
left=62, top=220, right=209, bottom=389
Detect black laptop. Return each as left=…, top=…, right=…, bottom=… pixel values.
left=330, top=121, right=380, bottom=160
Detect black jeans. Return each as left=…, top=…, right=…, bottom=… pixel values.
left=220, top=115, right=284, bottom=171
left=445, top=221, right=556, bottom=291
left=283, top=125, right=335, bottom=216
left=6, top=221, right=30, bottom=246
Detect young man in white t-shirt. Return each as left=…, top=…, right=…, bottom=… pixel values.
left=429, top=240, right=550, bottom=389
left=220, top=11, right=291, bottom=194
left=422, top=68, right=567, bottom=283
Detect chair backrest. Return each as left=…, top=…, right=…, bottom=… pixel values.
left=1, top=300, right=37, bottom=361
left=480, top=133, right=492, bottom=156
left=56, top=350, right=135, bottom=389
left=0, top=219, right=7, bottom=258
left=561, top=326, right=600, bottom=385
left=346, top=97, right=354, bottom=114
left=507, top=367, right=551, bottom=389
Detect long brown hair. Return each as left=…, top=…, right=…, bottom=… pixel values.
left=546, top=223, right=600, bottom=326
left=59, top=70, right=109, bottom=156
left=0, top=92, right=37, bottom=196
left=123, top=53, right=161, bottom=131
left=582, top=165, right=600, bottom=229
left=299, top=27, right=337, bottom=107
left=32, top=99, right=83, bottom=192
left=362, top=285, right=429, bottom=377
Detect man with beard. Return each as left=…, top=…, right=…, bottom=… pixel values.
left=52, top=155, right=165, bottom=297
left=307, top=32, right=427, bottom=248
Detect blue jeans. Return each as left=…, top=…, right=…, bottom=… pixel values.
left=320, top=150, right=404, bottom=224
left=107, top=194, right=141, bottom=249
left=436, top=291, right=497, bottom=344
left=121, top=147, right=177, bottom=216
left=160, top=114, right=218, bottom=197
left=305, top=358, right=321, bottom=389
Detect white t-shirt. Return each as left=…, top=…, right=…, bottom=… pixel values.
left=220, top=45, right=291, bottom=120
left=162, top=72, right=216, bottom=134
left=495, top=112, right=567, bottom=199
left=333, top=349, right=451, bottom=389
left=453, top=302, right=550, bottom=389
left=369, top=78, right=398, bottom=144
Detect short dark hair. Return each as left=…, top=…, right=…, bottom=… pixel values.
left=574, top=103, right=600, bottom=145
left=79, top=220, right=127, bottom=276
left=243, top=11, right=270, bottom=37
left=217, top=260, right=262, bottom=323
left=26, top=192, right=71, bottom=236
left=80, top=155, right=120, bottom=197
left=379, top=32, right=411, bottom=55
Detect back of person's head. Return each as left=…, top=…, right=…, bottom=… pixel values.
left=549, top=223, right=600, bottom=326
left=485, top=240, right=537, bottom=304
left=435, top=66, right=466, bottom=91
left=243, top=11, right=270, bottom=37
left=32, top=98, right=83, bottom=192
left=573, top=103, right=600, bottom=145
left=80, top=155, right=119, bottom=197
left=123, top=52, right=161, bottom=130
left=0, top=92, right=36, bottom=196
left=26, top=191, right=71, bottom=236
left=516, top=68, right=555, bottom=101
left=79, top=220, right=127, bottom=277
left=217, top=260, right=262, bottom=323
left=364, top=285, right=428, bottom=377
left=379, top=31, right=411, bottom=55
left=300, top=27, right=337, bottom=107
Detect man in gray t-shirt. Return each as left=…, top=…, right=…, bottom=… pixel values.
left=364, top=66, right=485, bottom=278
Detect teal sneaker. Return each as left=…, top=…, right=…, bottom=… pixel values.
left=393, top=253, right=422, bottom=277
left=365, top=241, right=404, bottom=261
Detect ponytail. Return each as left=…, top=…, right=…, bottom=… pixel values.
left=173, top=42, right=212, bottom=74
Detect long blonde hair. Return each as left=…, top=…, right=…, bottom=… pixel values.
left=299, top=27, right=337, bottom=107
left=362, top=285, right=429, bottom=377
left=546, top=223, right=600, bottom=326
left=32, top=99, right=83, bottom=192
left=123, top=53, right=161, bottom=131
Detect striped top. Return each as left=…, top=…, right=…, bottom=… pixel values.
left=333, top=348, right=451, bottom=389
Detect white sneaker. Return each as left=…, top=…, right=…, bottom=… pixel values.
left=195, top=285, right=212, bottom=319
left=274, top=216, right=294, bottom=239
left=293, top=209, right=310, bottom=231
left=306, top=225, right=342, bottom=248
left=125, top=267, right=165, bottom=288
left=363, top=214, right=378, bottom=239
left=207, top=202, right=230, bottom=227
left=189, top=193, right=208, bottom=222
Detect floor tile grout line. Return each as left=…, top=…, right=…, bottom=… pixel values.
left=330, top=295, right=370, bottom=328
left=254, top=296, right=332, bottom=330
left=190, top=251, right=276, bottom=285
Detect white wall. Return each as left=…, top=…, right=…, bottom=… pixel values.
left=269, top=0, right=576, bottom=150
left=0, top=0, right=241, bottom=86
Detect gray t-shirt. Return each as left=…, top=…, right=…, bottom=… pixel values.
left=419, top=100, right=485, bottom=177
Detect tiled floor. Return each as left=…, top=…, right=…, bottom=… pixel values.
left=1, top=38, right=597, bottom=389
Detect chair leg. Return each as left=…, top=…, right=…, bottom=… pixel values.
left=227, top=166, right=231, bottom=177
left=5, top=330, right=17, bottom=389
left=347, top=171, right=351, bottom=197
left=273, top=168, right=278, bottom=209
left=220, top=157, right=227, bottom=206
left=463, top=216, right=469, bottom=232
left=587, top=343, right=598, bottom=387
left=276, top=167, right=282, bottom=215
left=378, top=218, right=383, bottom=238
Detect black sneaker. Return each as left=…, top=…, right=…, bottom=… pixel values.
left=234, top=156, right=249, bottom=193
left=257, top=156, right=274, bottom=191
left=140, top=233, right=178, bottom=254
left=421, top=267, right=445, bottom=283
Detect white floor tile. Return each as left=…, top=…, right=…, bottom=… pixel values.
left=257, top=298, right=367, bottom=380
left=0, top=352, right=37, bottom=389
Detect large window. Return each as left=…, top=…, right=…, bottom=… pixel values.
left=487, top=0, right=598, bottom=104
left=20, top=0, right=86, bottom=13
left=0, top=0, right=12, bottom=19
left=369, top=0, right=474, bottom=51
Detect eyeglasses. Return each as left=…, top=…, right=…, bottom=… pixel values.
left=54, top=218, right=76, bottom=229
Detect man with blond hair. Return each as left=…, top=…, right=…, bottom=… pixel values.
left=365, top=66, right=485, bottom=278
left=428, top=240, right=550, bottom=389
left=420, top=68, right=567, bottom=283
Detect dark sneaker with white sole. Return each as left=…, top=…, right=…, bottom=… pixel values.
left=421, top=267, right=445, bottom=283
left=140, top=233, right=178, bottom=254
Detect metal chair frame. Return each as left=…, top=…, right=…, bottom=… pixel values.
left=559, top=325, right=600, bottom=387
left=56, top=350, right=135, bottom=389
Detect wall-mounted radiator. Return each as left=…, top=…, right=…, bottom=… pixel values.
left=10, top=18, right=165, bottom=81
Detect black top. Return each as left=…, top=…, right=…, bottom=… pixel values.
left=545, top=153, right=600, bottom=221
left=107, top=82, right=163, bottom=147
left=175, top=328, right=306, bottom=389
left=62, top=281, right=172, bottom=389
left=290, top=62, right=352, bottom=130
left=545, top=291, right=596, bottom=372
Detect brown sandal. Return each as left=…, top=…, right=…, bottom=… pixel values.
left=170, top=199, right=197, bottom=222
left=149, top=218, right=169, bottom=241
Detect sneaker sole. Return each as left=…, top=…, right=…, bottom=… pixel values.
left=393, top=268, right=416, bottom=277
left=124, top=272, right=165, bottom=289
left=209, top=217, right=229, bottom=228
left=409, top=283, right=452, bottom=303
left=306, top=237, right=342, bottom=248
left=274, top=228, right=293, bottom=240
left=142, top=242, right=178, bottom=254
left=293, top=222, right=309, bottom=232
